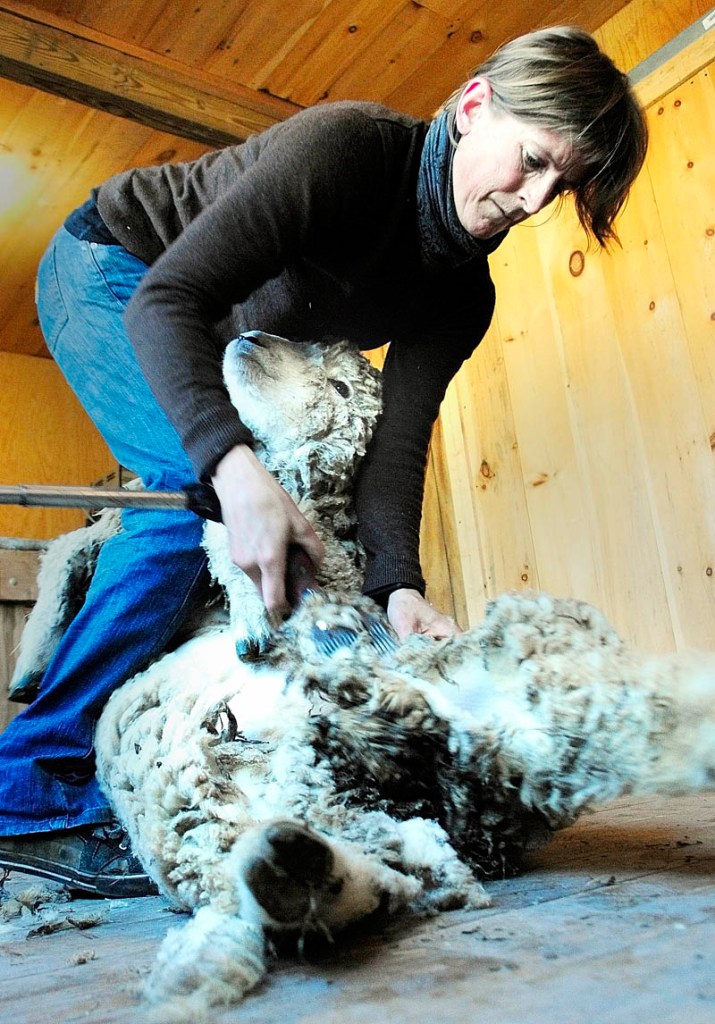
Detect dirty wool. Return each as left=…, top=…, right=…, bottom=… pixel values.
left=13, top=333, right=715, bottom=1019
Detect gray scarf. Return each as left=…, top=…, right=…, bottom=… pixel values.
left=416, top=111, right=507, bottom=271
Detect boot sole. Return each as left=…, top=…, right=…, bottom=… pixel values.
left=0, top=853, right=158, bottom=899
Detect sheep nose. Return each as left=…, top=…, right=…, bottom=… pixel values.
left=237, top=330, right=267, bottom=346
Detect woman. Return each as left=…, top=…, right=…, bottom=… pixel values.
left=0, top=27, right=647, bottom=895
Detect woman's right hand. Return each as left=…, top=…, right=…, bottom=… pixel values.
left=211, top=444, right=325, bottom=621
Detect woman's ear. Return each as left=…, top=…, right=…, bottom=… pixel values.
left=455, top=77, right=492, bottom=136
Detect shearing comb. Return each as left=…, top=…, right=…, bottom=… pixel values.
left=283, top=542, right=398, bottom=657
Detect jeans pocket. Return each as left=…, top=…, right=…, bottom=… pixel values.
left=87, top=241, right=147, bottom=306
left=36, top=240, right=69, bottom=356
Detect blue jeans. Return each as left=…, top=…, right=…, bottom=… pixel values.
left=0, top=226, right=210, bottom=834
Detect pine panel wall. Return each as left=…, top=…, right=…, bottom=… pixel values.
left=0, top=115, right=209, bottom=540
left=423, top=6, right=715, bottom=651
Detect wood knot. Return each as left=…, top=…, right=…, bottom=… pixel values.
left=569, top=250, right=585, bottom=277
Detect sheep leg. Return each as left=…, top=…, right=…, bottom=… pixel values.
left=449, top=649, right=715, bottom=841
left=10, top=510, right=120, bottom=700
left=242, top=820, right=340, bottom=927
left=228, top=818, right=422, bottom=936
left=604, top=651, right=715, bottom=799
left=202, top=520, right=274, bottom=658
left=143, top=906, right=267, bottom=1017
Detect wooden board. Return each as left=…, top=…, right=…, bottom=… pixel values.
left=424, top=36, right=715, bottom=649
left=0, top=352, right=114, bottom=540
left=0, top=548, right=40, bottom=603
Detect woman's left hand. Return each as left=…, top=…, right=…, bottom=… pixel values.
left=386, top=588, right=462, bottom=642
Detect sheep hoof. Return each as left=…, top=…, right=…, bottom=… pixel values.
left=235, top=632, right=276, bottom=662
left=8, top=671, right=41, bottom=704
left=235, top=637, right=265, bottom=662
left=233, top=634, right=270, bottom=659
left=244, top=822, right=338, bottom=925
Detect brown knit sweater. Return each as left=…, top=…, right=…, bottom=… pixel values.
left=96, top=101, right=496, bottom=598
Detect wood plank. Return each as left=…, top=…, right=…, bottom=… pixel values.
left=0, top=549, right=41, bottom=602
left=433, top=371, right=491, bottom=625
left=421, top=418, right=469, bottom=627
left=413, top=0, right=476, bottom=17
left=0, top=601, right=31, bottom=728
left=644, top=65, right=715, bottom=429
left=323, top=2, right=453, bottom=107
left=0, top=80, right=209, bottom=358
left=0, top=92, right=121, bottom=352
left=0, top=2, right=300, bottom=146
left=595, top=106, right=715, bottom=651
left=203, top=0, right=335, bottom=93
left=265, top=0, right=406, bottom=106
left=364, top=342, right=465, bottom=621
left=438, top=323, right=535, bottom=626
left=430, top=13, right=715, bottom=651
left=363, top=340, right=466, bottom=622
left=17, top=0, right=170, bottom=45
left=528, top=209, right=676, bottom=649
left=595, top=0, right=715, bottom=80
left=385, top=0, right=633, bottom=117
left=635, top=23, right=715, bottom=108
left=0, top=352, right=113, bottom=540
left=487, top=226, right=598, bottom=609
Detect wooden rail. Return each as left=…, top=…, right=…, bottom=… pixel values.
left=0, top=1, right=300, bottom=145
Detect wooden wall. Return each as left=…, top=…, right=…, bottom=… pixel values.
left=0, top=104, right=209, bottom=539
left=423, top=7, right=715, bottom=651
left=0, top=351, right=113, bottom=538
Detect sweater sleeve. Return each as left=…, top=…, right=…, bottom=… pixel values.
left=355, top=262, right=496, bottom=598
left=122, top=108, right=399, bottom=481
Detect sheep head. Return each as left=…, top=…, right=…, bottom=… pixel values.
left=222, top=332, right=383, bottom=502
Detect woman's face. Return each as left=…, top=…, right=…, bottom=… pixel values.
left=452, top=78, right=582, bottom=239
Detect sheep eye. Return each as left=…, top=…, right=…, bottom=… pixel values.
left=328, top=378, right=350, bottom=399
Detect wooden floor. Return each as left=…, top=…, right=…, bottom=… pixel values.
left=1, top=793, right=713, bottom=1024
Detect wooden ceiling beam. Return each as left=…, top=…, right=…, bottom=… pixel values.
left=0, top=2, right=301, bottom=147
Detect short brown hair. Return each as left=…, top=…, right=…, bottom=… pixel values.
left=440, top=27, right=648, bottom=246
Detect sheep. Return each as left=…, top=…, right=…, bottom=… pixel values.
left=9, top=507, right=120, bottom=701
left=9, top=330, right=383, bottom=698
left=93, top=583, right=715, bottom=1017
left=202, top=329, right=382, bottom=656
left=10, top=331, right=715, bottom=1019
